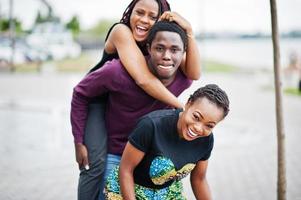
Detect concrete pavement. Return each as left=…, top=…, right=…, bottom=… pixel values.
left=0, top=70, right=300, bottom=199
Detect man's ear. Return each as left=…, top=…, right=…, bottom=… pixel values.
left=147, top=43, right=151, bottom=54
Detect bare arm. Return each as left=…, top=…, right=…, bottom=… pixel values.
left=160, top=11, right=201, bottom=80
left=106, top=24, right=183, bottom=108
left=190, top=160, right=212, bottom=200
left=119, top=142, right=145, bottom=200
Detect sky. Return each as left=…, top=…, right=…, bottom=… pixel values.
left=0, top=0, right=300, bottom=34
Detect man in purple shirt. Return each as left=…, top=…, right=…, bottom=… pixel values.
left=71, top=21, right=195, bottom=199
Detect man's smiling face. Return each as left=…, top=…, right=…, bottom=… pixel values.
left=147, top=31, right=184, bottom=85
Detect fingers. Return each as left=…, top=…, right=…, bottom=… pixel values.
left=160, top=11, right=192, bottom=34
left=75, top=143, right=89, bottom=170
left=77, top=155, right=89, bottom=170
left=76, top=152, right=84, bottom=168
left=83, top=156, right=90, bottom=170
left=160, top=11, right=183, bottom=24
left=160, top=11, right=174, bottom=22
left=77, top=157, right=83, bottom=169
left=166, top=11, right=174, bottom=22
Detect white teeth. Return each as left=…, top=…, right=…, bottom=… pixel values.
left=158, top=65, right=173, bottom=69
left=136, top=26, right=147, bottom=36
left=137, top=25, right=147, bottom=30
left=188, top=128, right=198, bottom=137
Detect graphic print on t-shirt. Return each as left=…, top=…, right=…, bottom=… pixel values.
left=149, top=156, right=196, bottom=185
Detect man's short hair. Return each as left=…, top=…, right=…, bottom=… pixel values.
left=146, top=21, right=188, bottom=51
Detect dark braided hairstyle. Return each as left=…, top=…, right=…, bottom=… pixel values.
left=120, top=0, right=171, bottom=27
left=188, top=84, right=230, bottom=118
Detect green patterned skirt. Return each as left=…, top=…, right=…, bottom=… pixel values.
left=105, top=166, right=186, bottom=200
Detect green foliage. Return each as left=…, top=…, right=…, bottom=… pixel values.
left=35, top=11, right=45, bottom=24
left=66, top=16, right=81, bottom=36
left=0, top=18, right=22, bottom=33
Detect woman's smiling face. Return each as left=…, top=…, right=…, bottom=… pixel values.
left=129, top=0, right=159, bottom=42
left=177, top=97, right=225, bottom=141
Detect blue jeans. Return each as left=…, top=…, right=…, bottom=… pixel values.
left=98, top=154, right=121, bottom=200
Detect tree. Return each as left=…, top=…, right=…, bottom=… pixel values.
left=66, top=15, right=80, bottom=36
left=270, top=0, right=286, bottom=199
left=0, top=18, right=22, bottom=32
left=35, top=11, right=45, bottom=24
left=8, top=0, right=15, bottom=72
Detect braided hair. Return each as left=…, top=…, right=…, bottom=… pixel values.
left=188, top=84, right=230, bottom=118
left=120, top=0, right=171, bottom=27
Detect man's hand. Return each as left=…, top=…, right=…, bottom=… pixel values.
left=75, top=143, right=90, bottom=170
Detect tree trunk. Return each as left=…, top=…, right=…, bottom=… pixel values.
left=9, top=0, right=16, bottom=72
left=269, top=0, right=286, bottom=199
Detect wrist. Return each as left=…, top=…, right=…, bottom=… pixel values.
left=187, top=33, right=195, bottom=39
left=174, top=101, right=184, bottom=109
left=185, top=27, right=193, bottom=35
left=75, top=142, right=84, bottom=148
left=186, top=27, right=194, bottom=39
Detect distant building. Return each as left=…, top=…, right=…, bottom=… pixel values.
left=27, top=22, right=81, bottom=60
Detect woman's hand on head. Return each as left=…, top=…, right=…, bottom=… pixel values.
left=159, top=11, right=193, bottom=35
left=159, top=12, right=201, bottom=81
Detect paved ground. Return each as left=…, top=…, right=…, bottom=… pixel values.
left=0, top=69, right=300, bottom=200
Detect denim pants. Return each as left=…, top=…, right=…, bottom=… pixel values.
left=77, top=102, right=107, bottom=200
left=98, top=154, right=121, bottom=200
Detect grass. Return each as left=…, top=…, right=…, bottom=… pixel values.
left=10, top=55, right=240, bottom=74
left=13, top=62, right=42, bottom=73
left=284, top=87, right=301, bottom=96
left=10, top=54, right=94, bottom=73
left=55, top=54, right=94, bottom=72
left=262, top=86, right=301, bottom=97
left=203, top=60, right=240, bottom=73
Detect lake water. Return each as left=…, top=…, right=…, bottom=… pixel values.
left=87, top=38, right=301, bottom=71
left=198, top=38, right=301, bottom=70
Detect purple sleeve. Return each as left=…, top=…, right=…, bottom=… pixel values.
left=173, top=70, right=193, bottom=95
left=70, top=62, right=120, bottom=143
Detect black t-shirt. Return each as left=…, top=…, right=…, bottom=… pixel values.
left=129, top=109, right=214, bottom=189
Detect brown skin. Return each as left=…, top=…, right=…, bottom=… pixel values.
left=147, top=31, right=185, bottom=86
left=75, top=0, right=201, bottom=169
left=177, top=98, right=224, bottom=141
left=120, top=144, right=211, bottom=200
left=160, top=11, right=202, bottom=80
left=119, top=143, right=145, bottom=200
left=129, top=0, right=159, bottom=42
left=178, top=97, right=224, bottom=200
left=191, top=160, right=212, bottom=200
left=75, top=143, right=88, bottom=169
left=119, top=97, right=225, bottom=199
left=119, top=29, right=187, bottom=199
